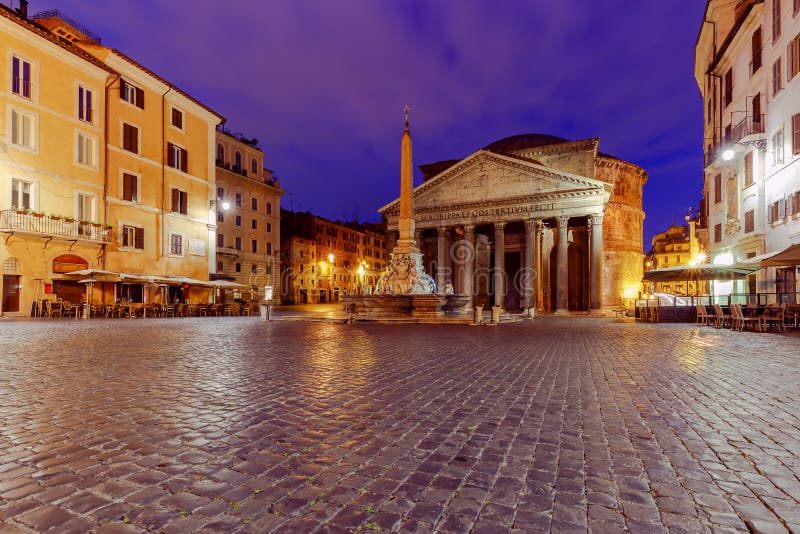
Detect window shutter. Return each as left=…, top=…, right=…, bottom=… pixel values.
left=135, top=227, right=144, bottom=249
left=121, top=227, right=129, bottom=247
left=180, top=191, right=187, bottom=215
left=171, top=188, right=179, bottom=212
left=793, top=114, right=800, bottom=154
left=135, top=87, right=145, bottom=109
left=120, top=79, right=127, bottom=100
left=167, top=143, right=175, bottom=167
left=779, top=198, right=787, bottom=219
left=86, top=90, right=93, bottom=123
left=180, top=148, right=188, bottom=173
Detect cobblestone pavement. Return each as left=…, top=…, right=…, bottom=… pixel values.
left=1, top=317, right=799, bottom=533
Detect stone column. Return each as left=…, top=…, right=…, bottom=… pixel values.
left=589, top=214, right=604, bottom=313
left=534, top=221, right=544, bottom=312
left=523, top=220, right=536, bottom=312
left=555, top=216, right=569, bottom=314
left=493, top=222, right=506, bottom=309
left=437, top=227, right=448, bottom=294
left=462, top=225, right=475, bottom=308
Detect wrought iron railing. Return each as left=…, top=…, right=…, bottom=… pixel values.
left=0, top=210, right=112, bottom=243
left=731, top=113, right=765, bottom=143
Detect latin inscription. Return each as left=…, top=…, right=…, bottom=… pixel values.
left=415, top=203, right=557, bottom=223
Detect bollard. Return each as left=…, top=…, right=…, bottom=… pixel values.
left=474, top=305, right=484, bottom=324
left=492, top=305, right=501, bottom=323
left=260, top=303, right=271, bottom=321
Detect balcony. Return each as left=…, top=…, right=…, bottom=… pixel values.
left=0, top=210, right=112, bottom=244
left=217, top=246, right=239, bottom=257
left=731, top=113, right=765, bottom=146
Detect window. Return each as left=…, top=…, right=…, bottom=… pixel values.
left=744, top=151, right=754, bottom=187
left=792, top=191, right=800, bottom=214
left=234, top=151, right=242, bottom=170
left=10, top=108, right=35, bottom=149
left=217, top=187, right=224, bottom=199
left=714, top=223, right=722, bottom=243
left=76, top=132, right=97, bottom=168
left=120, top=79, right=144, bottom=109
left=217, top=234, right=224, bottom=247
left=773, top=129, right=785, bottom=165
left=714, top=173, right=722, bottom=203
left=752, top=27, right=763, bottom=74
left=170, top=234, right=183, bottom=255
left=217, top=261, right=223, bottom=272
left=251, top=158, right=258, bottom=174
left=266, top=265, right=272, bottom=275
left=251, top=264, right=257, bottom=274
left=122, top=172, right=138, bottom=202
left=794, top=113, right=800, bottom=155
left=773, top=57, right=783, bottom=95
left=251, top=239, right=258, bottom=253
left=122, top=225, right=144, bottom=249
left=11, top=178, right=32, bottom=209
left=235, top=193, right=242, bottom=207
left=235, top=236, right=242, bottom=250
left=170, top=188, right=188, bottom=215
left=774, top=0, right=782, bottom=42
left=235, top=263, right=241, bottom=273
left=251, top=219, right=257, bottom=230
left=235, top=215, right=241, bottom=227
left=77, top=193, right=94, bottom=222
left=171, top=107, right=183, bottom=130
left=789, top=33, right=800, bottom=81
left=78, top=86, right=93, bottom=123
left=266, top=202, right=272, bottom=215
left=251, top=197, right=258, bottom=211
left=795, top=0, right=800, bottom=16
left=744, top=210, right=755, bottom=233
left=266, top=242, right=272, bottom=255
left=167, top=143, right=188, bottom=172
left=217, top=210, right=224, bottom=223
left=724, top=68, right=733, bottom=107
left=122, top=123, right=139, bottom=154
left=753, top=93, right=761, bottom=125
left=11, top=55, right=32, bottom=99
left=266, top=222, right=272, bottom=233
left=216, top=143, right=224, bottom=162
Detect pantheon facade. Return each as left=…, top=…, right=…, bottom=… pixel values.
left=378, top=134, right=647, bottom=314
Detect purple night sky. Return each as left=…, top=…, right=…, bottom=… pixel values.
left=15, top=0, right=706, bottom=248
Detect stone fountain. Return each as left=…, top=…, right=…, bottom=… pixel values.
left=343, top=108, right=452, bottom=320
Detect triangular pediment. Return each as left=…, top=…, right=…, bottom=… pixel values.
left=379, top=150, right=609, bottom=215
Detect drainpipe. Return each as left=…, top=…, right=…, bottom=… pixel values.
left=160, top=86, right=173, bottom=261
left=103, top=74, right=121, bottom=269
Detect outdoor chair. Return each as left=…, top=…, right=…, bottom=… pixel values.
left=695, top=304, right=711, bottom=325
left=230, top=303, right=241, bottom=316
left=713, top=304, right=730, bottom=329
left=46, top=299, right=62, bottom=318
left=762, top=303, right=787, bottom=333
left=730, top=304, right=759, bottom=332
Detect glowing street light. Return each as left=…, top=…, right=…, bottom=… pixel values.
left=722, top=148, right=735, bottom=161
left=221, top=200, right=231, bottom=210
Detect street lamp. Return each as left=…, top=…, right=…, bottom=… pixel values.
left=327, top=253, right=335, bottom=302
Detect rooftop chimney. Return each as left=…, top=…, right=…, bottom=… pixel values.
left=18, top=0, right=29, bottom=19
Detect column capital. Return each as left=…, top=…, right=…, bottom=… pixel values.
left=437, top=226, right=448, bottom=237
left=556, top=216, right=569, bottom=229
left=494, top=221, right=506, bottom=232
left=590, top=213, right=604, bottom=226
left=462, top=224, right=475, bottom=238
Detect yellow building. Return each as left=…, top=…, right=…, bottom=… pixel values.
left=1, top=4, right=114, bottom=314
left=644, top=217, right=707, bottom=296
left=214, top=128, right=283, bottom=302
left=1, top=6, right=226, bottom=314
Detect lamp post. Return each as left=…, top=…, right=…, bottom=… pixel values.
left=357, top=262, right=365, bottom=295
left=327, top=253, right=335, bottom=303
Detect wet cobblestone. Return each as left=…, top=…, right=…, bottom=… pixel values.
left=0, top=317, right=799, bottom=532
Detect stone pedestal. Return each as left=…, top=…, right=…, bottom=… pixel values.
left=410, top=294, right=445, bottom=317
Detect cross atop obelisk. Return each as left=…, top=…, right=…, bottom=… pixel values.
left=403, top=104, right=411, bottom=130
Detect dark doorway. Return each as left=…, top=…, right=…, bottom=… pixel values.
left=504, top=251, right=522, bottom=311
left=2, top=275, right=20, bottom=313
left=567, top=241, right=588, bottom=311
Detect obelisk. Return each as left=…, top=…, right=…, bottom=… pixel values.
left=395, top=105, right=417, bottom=254
left=375, top=106, right=437, bottom=295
